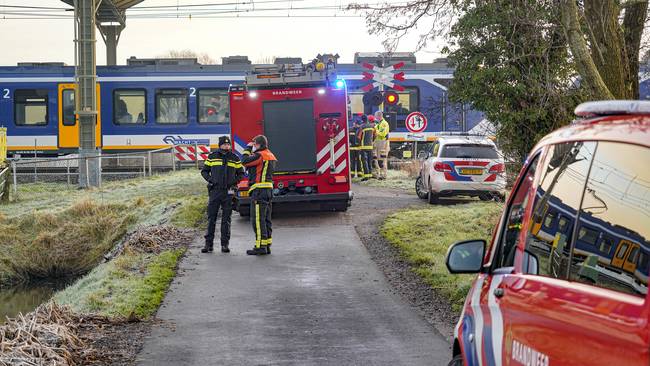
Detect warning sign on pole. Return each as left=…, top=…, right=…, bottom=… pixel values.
left=405, top=112, right=427, bottom=133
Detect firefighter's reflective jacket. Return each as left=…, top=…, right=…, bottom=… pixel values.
left=349, top=125, right=361, bottom=150
left=201, top=149, right=244, bottom=190
left=241, top=146, right=277, bottom=192
left=358, top=121, right=375, bottom=150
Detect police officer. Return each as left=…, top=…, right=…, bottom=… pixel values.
left=374, top=111, right=390, bottom=180
left=201, top=136, right=244, bottom=253
left=241, top=135, right=277, bottom=255
left=349, top=117, right=362, bottom=178
left=358, top=115, right=375, bottom=181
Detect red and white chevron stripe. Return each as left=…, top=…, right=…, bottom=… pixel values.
left=316, top=130, right=347, bottom=174
left=174, top=145, right=210, bottom=161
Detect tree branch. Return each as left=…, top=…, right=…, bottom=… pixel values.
left=560, top=0, right=614, bottom=99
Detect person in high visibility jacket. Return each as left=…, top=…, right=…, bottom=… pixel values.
left=357, top=114, right=375, bottom=181
left=201, top=136, right=244, bottom=253
left=373, top=111, right=390, bottom=180
left=241, top=135, right=277, bottom=255
left=349, top=117, right=362, bottom=178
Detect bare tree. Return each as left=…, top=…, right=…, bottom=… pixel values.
left=255, top=55, right=277, bottom=64
left=348, top=1, right=456, bottom=51
left=158, top=49, right=217, bottom=65
left=352, top=0, right=649, bottom=100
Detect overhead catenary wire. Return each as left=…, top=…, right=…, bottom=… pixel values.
left=0, top=0, right=409, bottom=20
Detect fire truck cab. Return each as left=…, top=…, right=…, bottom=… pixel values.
left=229, top=58, right=352, bottom=215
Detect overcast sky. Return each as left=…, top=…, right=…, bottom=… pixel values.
left=0, top=0, right=444, bottom=66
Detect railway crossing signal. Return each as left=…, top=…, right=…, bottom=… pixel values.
left=360, top=62, right=406, bottom=92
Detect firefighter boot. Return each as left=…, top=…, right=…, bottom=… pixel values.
left=221, top=244, right=230, bottom=253
left=246, top=247, right=267, bottom=256
left=201, top=243, right=214, bottom=253
left=266, top=244, right=271, bottom=254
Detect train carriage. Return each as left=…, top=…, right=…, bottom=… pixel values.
left=0, top=53, right=487, bottom=156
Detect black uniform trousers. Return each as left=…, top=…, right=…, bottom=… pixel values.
left=250, top=188, right=273, bottom=248
left=205, top=188, right=233, bottom=248
left=350, top=148, right=361, bottom=177
left=360, top=148, right=373, bottom=178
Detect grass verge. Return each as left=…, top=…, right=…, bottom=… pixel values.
left=0, top=170, right=206, bottom=285
left=381, top=202, right=503, bottom=312
left=0, top=200, right=135, bottom=284
left=54, top=248, right=185, bottom=318
left=357, top=169, right=416, bottom=192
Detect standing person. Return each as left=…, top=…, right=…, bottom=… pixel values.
left=358, top=114, right=375, bottom=181
left=201, top=136, right=244, bottom=253
left=241, top=135, right=277, bottom=255
left=367, top=115, right=379, bottom=178
left=374, top=111, right=390, bottom=180
left=349, top=117, right=362, bottom=179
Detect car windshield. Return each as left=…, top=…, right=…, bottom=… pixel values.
left=440, top=144, right=499, bottom=159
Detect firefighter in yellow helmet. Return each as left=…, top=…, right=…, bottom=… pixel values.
left=373, top=111, right=390, bottom=180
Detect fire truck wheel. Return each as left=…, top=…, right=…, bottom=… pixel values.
left=238, top=206, right=250, bottom=217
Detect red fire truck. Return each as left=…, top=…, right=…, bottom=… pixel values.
left=229, top=58, right=352, bottom=215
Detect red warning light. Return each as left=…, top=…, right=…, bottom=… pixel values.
left=384, top=91, right=399, bottom=105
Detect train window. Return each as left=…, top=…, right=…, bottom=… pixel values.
left=156, top=89, right=188, bottom=124
left=349, top=92, right=365, bottom=115
left=387, top=86, right=420, bottom=115
left=571, top=142, right=650, bottom=297
left=615, top=242, right=629, bottom=259
left=578, top=226, right=599, bottom=246
left=114, top=90, right=146, bottom=125
left=62, top=89, right=75, bottom=126
left=629, top=247, right=640, bottom=265
left=522, top=142, right=596, bottom=279
left=543, top=212, right=556, bottom=229
left=558, top=216, right=570, bottom=233
left=494, top=153, right=541, bottom=269
left=198, top=89, right=229, bottom=124
left=600, top=236, right=613, bottom=255
left=15, top=89, right=48, bottom=126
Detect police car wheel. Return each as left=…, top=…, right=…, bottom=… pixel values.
left=415, top=176, right=427, bottom=199
left=479, top=194, right=492, bottom=201
left=447, top=354, right=463, bottom=366
left=427, top=187, right=439, bottom=205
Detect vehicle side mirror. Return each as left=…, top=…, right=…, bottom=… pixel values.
left=445, top=239, right=487, bottom=274
left=417, top=151, right=428, bottom=160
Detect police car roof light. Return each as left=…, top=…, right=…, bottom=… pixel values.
left=335, top=79, right=345, bottom=88
left=574, top=100, right=650, bottom=118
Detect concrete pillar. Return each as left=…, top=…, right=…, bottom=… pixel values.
left=74, top=0, right=100, bottom=187
left=104, top=25, right=118, bottom=66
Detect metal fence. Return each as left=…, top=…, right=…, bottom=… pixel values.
left=5, top=145, right=203, bottom=197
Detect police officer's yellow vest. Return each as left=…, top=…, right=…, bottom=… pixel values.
left=375, top=119, right=389, bottom=141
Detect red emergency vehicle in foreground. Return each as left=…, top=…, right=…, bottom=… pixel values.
left=445, top=100, right=650, bottom=366
left=229, top=58, right=352, bottom=215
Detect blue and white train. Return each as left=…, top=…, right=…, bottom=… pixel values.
left=0, top=54, right=485, bottom=156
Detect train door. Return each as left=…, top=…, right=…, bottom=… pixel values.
left=624, top=243, right=640, bottom=273
left=611, top=240, right=639, bottom=271
left=58, top=83, right=101, bottom=149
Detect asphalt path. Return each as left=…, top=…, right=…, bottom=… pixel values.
left=137, top=186, right=451, bottom=366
